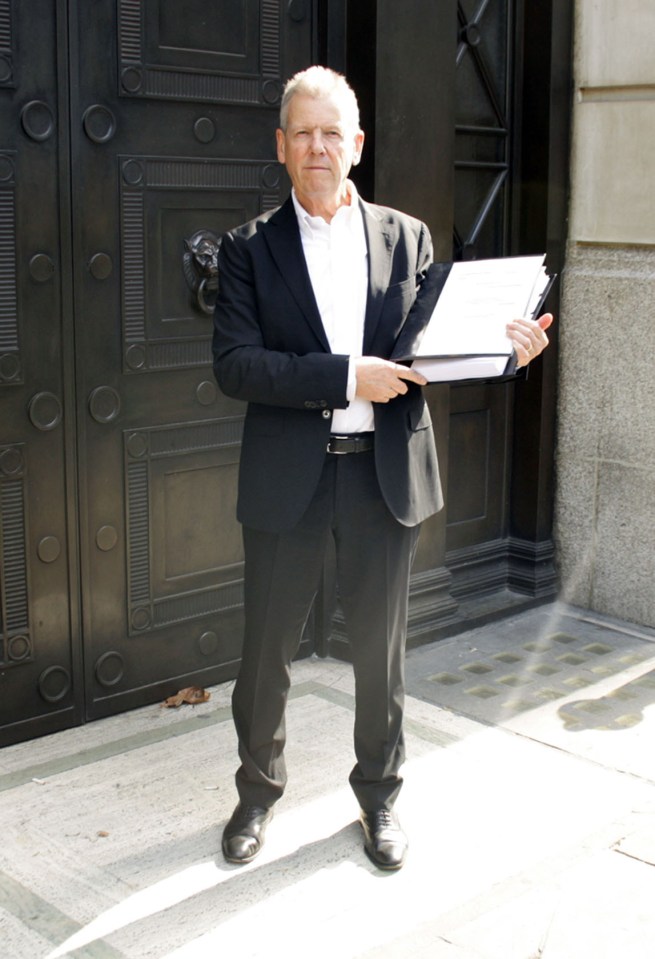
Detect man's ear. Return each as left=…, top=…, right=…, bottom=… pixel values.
left=276, top=128, right=286, bottom=164
left=353, top=129, right=365, bottom=166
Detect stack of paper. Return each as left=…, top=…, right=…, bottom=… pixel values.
left=393, top=255, right=553, bottom=383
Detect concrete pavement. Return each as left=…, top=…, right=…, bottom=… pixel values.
left=1, top=602, right=655, bottom=958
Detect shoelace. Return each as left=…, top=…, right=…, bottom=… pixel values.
left=236, top=805, right=268, bottom=823
left=372, top=809, right=393, bottom=828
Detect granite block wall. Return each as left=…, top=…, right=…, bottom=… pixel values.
left=555, top=1, right=655, bottom=626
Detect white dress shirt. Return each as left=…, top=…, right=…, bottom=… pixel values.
left=292, top=182, right=374, bottom=433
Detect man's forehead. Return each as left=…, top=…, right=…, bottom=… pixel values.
left=286, top=94, right=351, bottom=126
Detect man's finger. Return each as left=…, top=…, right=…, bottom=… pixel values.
left=395, top=366, right=428, bottom=387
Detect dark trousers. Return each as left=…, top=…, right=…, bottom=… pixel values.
left=231, top=449, right=420, bottom=812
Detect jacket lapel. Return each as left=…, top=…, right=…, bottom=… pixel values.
left=262, top=198, right=331, bottom=352
left=262, top=196, right=397, bottom=356
left=360, top=200, right=395, bottom=353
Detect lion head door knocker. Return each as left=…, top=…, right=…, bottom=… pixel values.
left=183, top=229, right=222, bottom=316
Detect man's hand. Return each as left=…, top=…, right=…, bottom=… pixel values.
left=506, top=312, right=553, bottom=368
left=355, top=356, right=428, bottom=403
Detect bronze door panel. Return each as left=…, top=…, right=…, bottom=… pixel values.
left=1, top=0, right=315, bottom=742
left=72, top=0, right=313, bottom=719
left=0, top=1, right=83, bottom=743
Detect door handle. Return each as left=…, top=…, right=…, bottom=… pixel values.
left=183, top=230, right=221, bottom=316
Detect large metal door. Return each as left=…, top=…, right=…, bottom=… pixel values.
left=342, top=0, right=562, bottom=652
left=0, top=0, right=315, bottom=744
left=445, top=0, right=557, bottom=605
left=0, top=0, right=82, bottom=743
left=444, top=0, right=517, bottom=596
left=72, top=0, right=313, bottom=722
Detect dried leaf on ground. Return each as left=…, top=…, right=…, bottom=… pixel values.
left=161, top=686, right=211, bottom=708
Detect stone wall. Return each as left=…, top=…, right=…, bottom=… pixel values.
left=555, top=1, right=655, bottom=625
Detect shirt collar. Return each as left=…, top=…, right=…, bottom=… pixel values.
left=292, top=180, right=361, bottom=236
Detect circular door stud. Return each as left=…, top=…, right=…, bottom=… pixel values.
left=88, top=386, right=121, bottom=424
left=29, top=253, right=55, bottom=283
left=28, top=392, right=62, bottom=431
left=95, top=651, right=125, bottom=688
left=38, top=665, right=72, bottom=704
left=83, top=104, right=117, bottom=144
left=21, top=100, right=55, bottom=141
left=37, top=536, right=61, bottom=563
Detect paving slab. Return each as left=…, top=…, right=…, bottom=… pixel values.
left=0, top=602, right=654, bottom=958
left=406, top=602, right=655, bottom=778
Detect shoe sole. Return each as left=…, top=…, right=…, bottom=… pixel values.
left=363, top=843, right=406, bottom=871
left=221, top=842, right=263, bottom=865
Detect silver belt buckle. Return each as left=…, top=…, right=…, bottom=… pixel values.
left=327, top=434, right=349, bottom=454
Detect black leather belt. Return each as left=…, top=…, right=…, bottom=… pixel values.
left=327, top=432, right=374, bottom=454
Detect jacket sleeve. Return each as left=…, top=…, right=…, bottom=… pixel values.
left=212, top=230, right=350, bottom=410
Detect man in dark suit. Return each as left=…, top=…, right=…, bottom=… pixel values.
left=213, top=66, right=551, bottom=870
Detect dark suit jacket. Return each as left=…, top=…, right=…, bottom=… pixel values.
left=212, top=195, right=443, bottom=533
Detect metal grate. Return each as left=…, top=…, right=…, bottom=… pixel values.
left=454, top=0, right=513, bottom=260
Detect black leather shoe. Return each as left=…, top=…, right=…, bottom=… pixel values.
left=222, top=803, right=274, bottom=864
left=359, top=808, right=408, bottom=870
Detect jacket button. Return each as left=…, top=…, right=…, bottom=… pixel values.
left=322, top=409, right=331, bottom=419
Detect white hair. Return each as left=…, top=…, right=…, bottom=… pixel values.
left=279, top=65, right=361, bottom=132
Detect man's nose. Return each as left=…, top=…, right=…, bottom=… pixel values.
left=309, top=130, right=326, bottom=152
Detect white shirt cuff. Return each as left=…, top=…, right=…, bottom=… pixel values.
left=346, top=356, right=358, bottom=403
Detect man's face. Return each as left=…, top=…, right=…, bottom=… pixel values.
left=276, top=93, right=364, bottom=211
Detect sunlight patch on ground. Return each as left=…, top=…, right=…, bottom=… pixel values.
left=43, top=786, right=356, bottom=959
